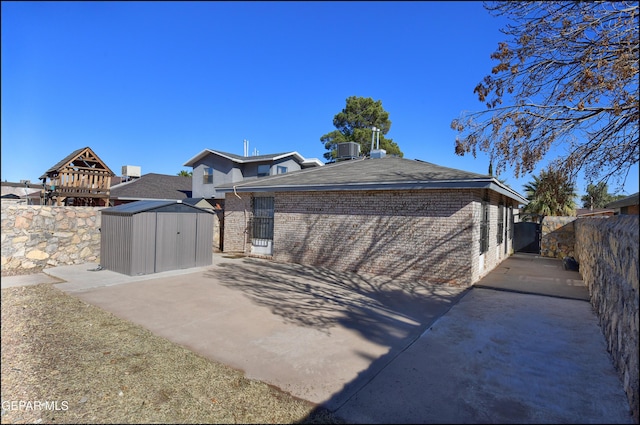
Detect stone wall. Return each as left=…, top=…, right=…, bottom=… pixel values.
left=575, top=215, right=639, bottom=423
left=540, top=216, right=577, bottom=259
left=1, top=203, right=222, bottom=272
left=1, top=204, right=103, bottom=271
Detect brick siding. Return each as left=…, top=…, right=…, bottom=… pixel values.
left=223, top=189, right=517, bottom=287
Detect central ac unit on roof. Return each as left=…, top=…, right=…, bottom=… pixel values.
left=336, top=142, right=360, bottom=160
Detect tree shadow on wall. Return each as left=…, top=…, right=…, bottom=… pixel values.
left=287, top=212, right=474, bottom=283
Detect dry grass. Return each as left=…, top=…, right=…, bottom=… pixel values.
left=1, top=283, right=343, bottom=424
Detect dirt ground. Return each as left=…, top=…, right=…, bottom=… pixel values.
left=1, top=282, right=343, bottom=424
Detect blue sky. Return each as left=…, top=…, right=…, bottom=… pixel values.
left=2, top=1, right=638, bottom=199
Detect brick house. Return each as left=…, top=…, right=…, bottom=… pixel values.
left=217, top=156, right=528, bottom=287
left=605, top=192, right=639, bottom=215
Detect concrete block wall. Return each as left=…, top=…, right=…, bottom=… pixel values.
left=1, top=204, right=103, bottom=271
left=575, top=215, right=639, bottom=423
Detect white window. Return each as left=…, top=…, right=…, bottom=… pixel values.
left=277, top=166, right=288, bottom=174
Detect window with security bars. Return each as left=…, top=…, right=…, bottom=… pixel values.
left=509, top=206, right=514, bottom=240
left=480, top=196, right=490, bottom=254
left=497, top=202, right=504, bottom=244
left=251, top=196, right=274, bottom=240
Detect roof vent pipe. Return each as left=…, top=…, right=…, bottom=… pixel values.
left=243, top=139, right=249, bottom=157
left=370, top=126, right=377, bottom=154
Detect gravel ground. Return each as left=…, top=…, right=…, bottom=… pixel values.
left=1, top=282, right=343, bottom=424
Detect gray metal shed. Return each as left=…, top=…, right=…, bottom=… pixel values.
left=100, top=200, right=214, bottom=276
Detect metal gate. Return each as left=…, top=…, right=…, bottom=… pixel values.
left=513, top=222, right=541, bottom=253
left=251, top=196, right=274, bottom=255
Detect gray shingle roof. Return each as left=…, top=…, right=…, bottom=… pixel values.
left=101, top=200, right=212, bottom=215
left=209, top=150, right=296, bottom=162
left=40, top=147, right=86, bottom=178
left=217, top=156, right=528, bottom=204
left=183, top=149, right=307, bottom=166
left=109, top=173, right=192, bottom=201
left=605, top=192, right=639, bottom=209
left=40, top=147, right=114, bottom=179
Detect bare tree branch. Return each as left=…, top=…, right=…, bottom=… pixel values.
left=452, top=1, right=639, bottom=189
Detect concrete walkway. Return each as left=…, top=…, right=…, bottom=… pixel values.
left=1, top=253, right=634, bottom=424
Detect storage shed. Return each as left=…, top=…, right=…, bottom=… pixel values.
left=100, top=200, right=214, bottom=276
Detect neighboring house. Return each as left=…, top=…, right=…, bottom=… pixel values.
left=1, top=181, right=44, bottom=205
left=217, top=155, right=528, bottom=287
left=576, top=208, right=615, bottom=218
left=40, top=147, right=115, bottom=206
left=605, top=192, right=640, bottom=215
left=183, top=149, right=323, bottom=201
left=108, top=173, right=193, bottom=206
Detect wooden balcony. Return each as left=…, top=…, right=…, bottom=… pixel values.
left=45, top=171, right=112, bottom=205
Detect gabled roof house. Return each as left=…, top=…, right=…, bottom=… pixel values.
left=183, top=149, right=323, bottom=201
left=217, top=155, right=528, bottom=287
left=605, top=192, right=639, bottom=215
left=108, top=173, right=193, bottom=206
left=1, top=181, right=44, bottom=205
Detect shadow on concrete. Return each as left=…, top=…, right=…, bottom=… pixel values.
left=208, top=256, right=468, bottom=411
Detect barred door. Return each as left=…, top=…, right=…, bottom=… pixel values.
left=251, top=196, right=274, bottom=255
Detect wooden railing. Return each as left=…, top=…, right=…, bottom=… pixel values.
left=48, top=171, right=111, bottom=190
left=45, top=171, right=112, bottom=201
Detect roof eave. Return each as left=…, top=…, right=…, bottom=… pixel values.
left=301, top=158, right=324, bottom=167
left=184, top=149, right=303, bottom=167
left=219, top=178, right=529, bottom=204
left=183, top=149, right=217, bottom=166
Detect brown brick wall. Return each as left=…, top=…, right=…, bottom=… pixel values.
left=222, top=194, right=251, bottom=253
left=223, top=189, right=517, bottom=287
left=273, top=190, right=474, bottom=285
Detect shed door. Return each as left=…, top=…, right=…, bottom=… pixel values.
left=155, top=213, right=197, bottom=272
